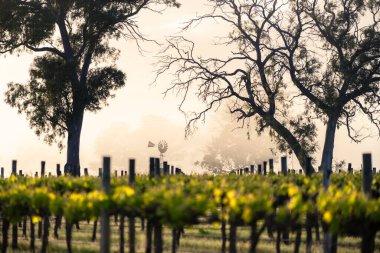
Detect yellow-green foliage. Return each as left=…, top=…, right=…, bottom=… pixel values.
left=0, top=173, right=379, bottom=236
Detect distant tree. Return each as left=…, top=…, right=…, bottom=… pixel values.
left=157, top=0, right=317, bottom=171
left=195, top=113, right=274, bottom=174
left=333, top=160, right=346, bottom=173
left=0, top=0, right=179, bottom=176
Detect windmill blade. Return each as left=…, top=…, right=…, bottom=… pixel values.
left=148, top=141, right=155, bottom=148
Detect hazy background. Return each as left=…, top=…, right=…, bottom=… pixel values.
left=0, top=0, right=378, bottom=176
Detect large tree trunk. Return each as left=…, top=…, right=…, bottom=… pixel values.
left=320, top=116, right=338, bottom=190
left=65, top=109, right=84, bottom=177
left=320, top=116, right=338, bottom=253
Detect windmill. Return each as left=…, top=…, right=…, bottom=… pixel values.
left=148, top=140, right=168, bottom=160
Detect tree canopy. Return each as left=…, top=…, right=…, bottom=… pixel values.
left=5, top=54, right=125, bottom=149
left=0, top=0, right=180, bottom=175
left=279, top=0, right=380, bottom=188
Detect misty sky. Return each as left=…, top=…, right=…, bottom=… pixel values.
left=0, top=0, right=378, bottom=176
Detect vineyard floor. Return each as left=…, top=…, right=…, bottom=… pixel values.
left=4, top=219, right=380, bottom=253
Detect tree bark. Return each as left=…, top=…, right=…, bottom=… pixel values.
left=320, top=116, right=338, bottom=190
left=65, top=108, right=84, bottom=177
left=320, top=116, right=338, bottom=253
left=269, top=116, right=313, bottom=172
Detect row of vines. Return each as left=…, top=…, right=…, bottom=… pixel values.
left=0, top=173, right=380, bottom=253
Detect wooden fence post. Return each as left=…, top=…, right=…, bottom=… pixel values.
left=362, top=153, right=372, bottom=196
left=258, top=164, right=262, bottom=175
left=12, top=160, right=17, bottom=176
left=263, top=161, right=267, bottom=175
left=149, top=157, right=155, bottom=178
left=84, top=168, right=88, bottom=176
left=281, top=156, right=287, bottom=176
left=269, top=159, right=274, bottom=174
left=154, top=158, right=160, bottom=176
left=100, top=157, right=111, bottom=253
left=171, top=166, right=174, bottom=175
left=11, top=160, right=18, bottom=249
left=99, top=168, right=102, bottom=178
left=163, top=162, right=169, bottom=175
left=146, top=158, right=154, bottom=253
left=250, top=165, right=254, bottom=174
left=244, top=167, right=249, bottom=174
left=1, top=167, right=3, bottom=178
left=129, top=160, right=136, bottom=185
left=281, top=155, right=290, bottom=243
left=129, top=159, right=136, bottom=253
left=56, top=164, right=61, bottom=177
left=348, top=163, right=353, bottom=174
left=41, top=161, right=45, bottom=177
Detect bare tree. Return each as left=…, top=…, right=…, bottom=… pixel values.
left=273, top=0, right=380, bottom=189
left=158, top=0, right=380, bottom=188
left=157, top=0, right=317, bottom=171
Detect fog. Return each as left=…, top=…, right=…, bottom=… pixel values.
left=89, top=111, right=277, bottom=175
left=0, top=0, right=378, bottom=176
